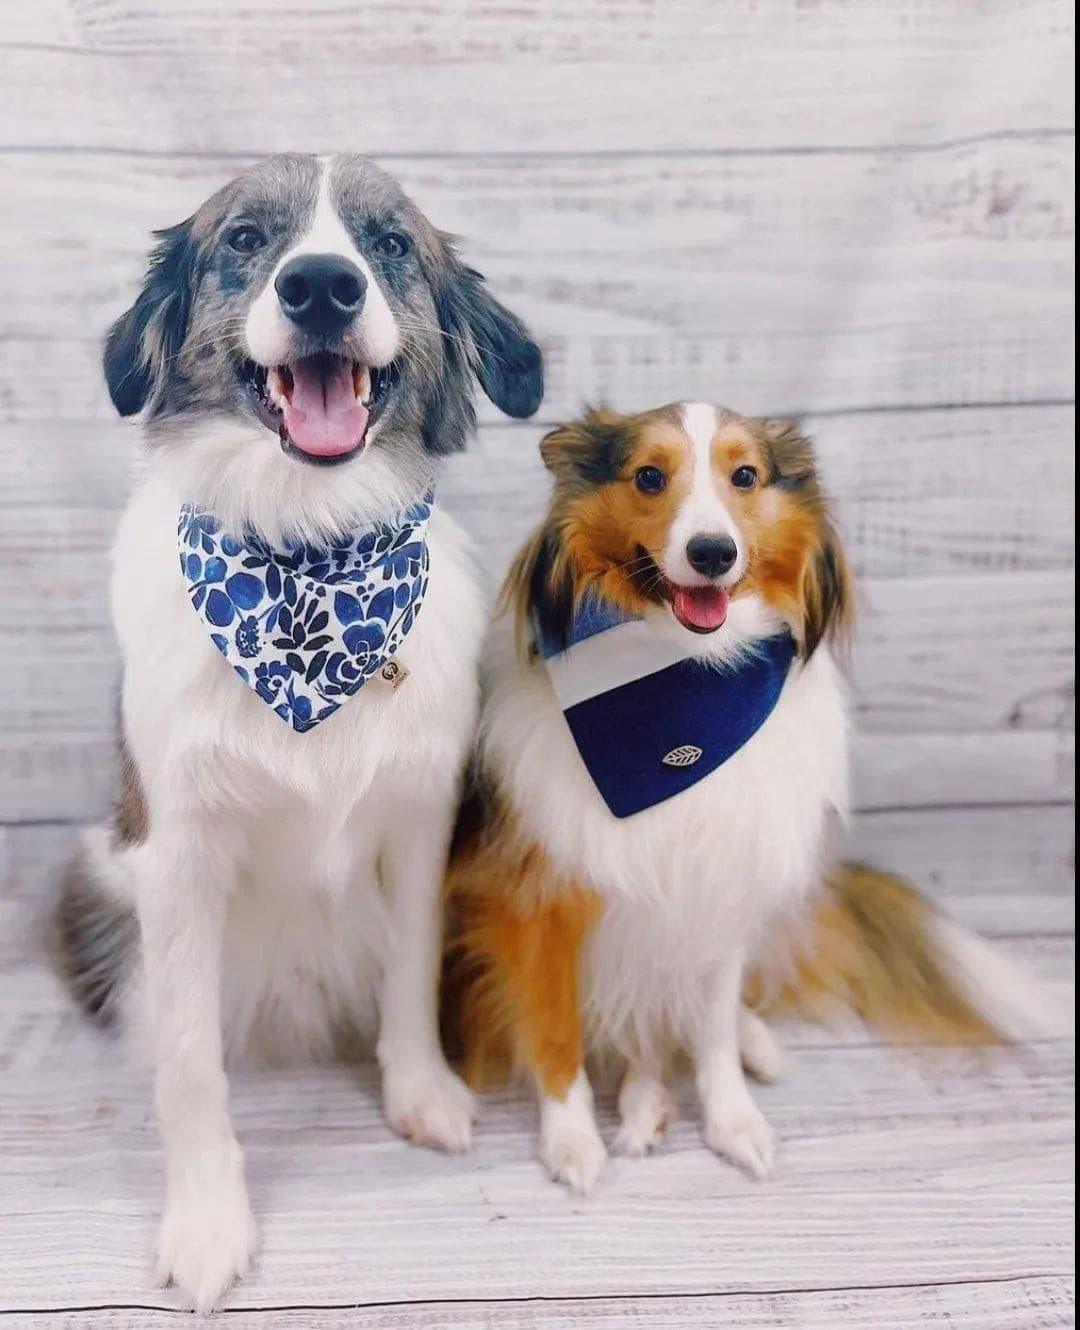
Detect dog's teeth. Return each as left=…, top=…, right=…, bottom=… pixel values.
left=354, top=365, right=372, bottom=405
left=267, top=367, right=288, bottom=408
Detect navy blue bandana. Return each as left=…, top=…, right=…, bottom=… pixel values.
left=537, top=598, right=796, bottom=818
left=178, top=493, right=433, bottom=732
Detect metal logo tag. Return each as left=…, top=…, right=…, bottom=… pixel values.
left=662, top=744, right=703, bottom=768
left=379, top=659, right=411, bottom=691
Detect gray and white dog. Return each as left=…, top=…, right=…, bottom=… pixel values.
left=57, top=153, right=542, bottom=1311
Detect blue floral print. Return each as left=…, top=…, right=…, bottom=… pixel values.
left=178, top=494, right=433, bottom=733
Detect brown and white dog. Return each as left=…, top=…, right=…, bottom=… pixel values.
left=444, top=402, right=1049, bottom=1193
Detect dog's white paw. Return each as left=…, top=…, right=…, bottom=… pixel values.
left=703, top=1093, right=776, bottom=1180
left=155, top=1167, right=256, bottom=1313
left=614, top=1076, right=676, bottom=1156
left=540, top=1121, right=608, bottom=1194
left=740, top=1008, right=783, bottom=1084
left=383, top=1060, right=475, bottom=1154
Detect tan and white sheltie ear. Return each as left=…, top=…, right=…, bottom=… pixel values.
left=756, top=417, right=854, bottom=659
left=800, top=515, right=854, bottom=659
left=502, top=523, right=577, bottom=659
left=538, top=407, right=628, bottom=489
left=500, top=409, right=631, bottom=657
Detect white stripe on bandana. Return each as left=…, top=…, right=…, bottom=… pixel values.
left=536, top=595, right=796, bottom=818
left=542, top=619, right=689, bottom=710
left=178, top=493, right=433, bottom=732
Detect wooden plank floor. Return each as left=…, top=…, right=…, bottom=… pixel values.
left=1, top=830, right=1074, bottom=1327
left=0, top=2, right=1073, bottom=1325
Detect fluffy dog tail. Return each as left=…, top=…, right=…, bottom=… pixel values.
left=53, top=826, right=139, bottom=1027
left=750, top=863, right=1057, bottom=1044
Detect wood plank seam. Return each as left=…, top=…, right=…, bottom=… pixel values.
left=0, top=127, right=1074, bottom=161
left=10, top=1272, right=1075, bottom=1318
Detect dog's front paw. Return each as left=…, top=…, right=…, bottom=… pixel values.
left=614, top=1076, right=676, bottom=1157
left=703, top=1091, right=776, bottom=1180
left=383, top=1059, right=475, bottom=1154
left=156, top=1163, right=256, bottom=1312
left=539, top=1120, right=608, bottom=1194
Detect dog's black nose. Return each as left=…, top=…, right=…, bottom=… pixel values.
left=275, top=253, right=367, bottom=338
left=686, top=534, right=739, bottom=578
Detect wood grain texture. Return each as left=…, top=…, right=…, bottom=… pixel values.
left=1, top=2, right=1073, bottom=155
left=0, top=991, right=1073, bottom=1312
left=1, top=136, right=1074, bottom=424
left=3, top=406, right=1075, bottom=578
left=851, top=729, right=1073, bottom=810
left=848, top=803, right=1076, bottom=906
left=11, top=140, right=1074, bottom=343
left=3, top=821, right=1072, bottom=1320
left=1, top=1278, right=1075, bottom=1328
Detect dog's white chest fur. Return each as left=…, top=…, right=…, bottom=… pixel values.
left=110, top=472, right=485, bottom=1059
left=482, top=617, right=850, bottom=1051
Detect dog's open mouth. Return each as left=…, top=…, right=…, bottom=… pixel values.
left=633, top=546, right=730, bottom=634
left=241, top=353, right=398, bottom=466
left=666, top=583, right=730, bottom=633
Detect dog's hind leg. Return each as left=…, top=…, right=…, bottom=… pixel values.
left=613, top=1056, right=676, bottom=1157
left=739, top=1005, right=783, bottom=1083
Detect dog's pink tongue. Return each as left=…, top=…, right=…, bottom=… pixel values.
left=283, top=360, right=369, bottom=457
left=672, top=585, right=730, bottom=632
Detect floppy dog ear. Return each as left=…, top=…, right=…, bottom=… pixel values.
left=502, top=522, right=577, bottom=659
left=104, top=219, right=200, bottom=417
left=422, top=249, right=543, bottom=454
left=451, top=266, right=543, bottom=420
left=539, top=408, right=627, bottom=489
left=801, top=517, right=854, bottom=659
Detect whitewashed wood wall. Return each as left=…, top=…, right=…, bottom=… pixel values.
left=0, top=2, right=1074, bottom=897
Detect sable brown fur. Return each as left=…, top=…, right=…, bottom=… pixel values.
left=749, top=864, right=1007, bottom=1045
left=443, top=782, right=601, bottom=1091
left=444, top=401, right=1022, bottom=1119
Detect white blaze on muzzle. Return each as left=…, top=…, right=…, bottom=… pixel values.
left=244, top=162, right=401, bottom=372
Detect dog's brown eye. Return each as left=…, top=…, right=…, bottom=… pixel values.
left=731, top=465, right=758, bottom=490
left=375, top=233, right=410, bottom=259
left=228, top=225, right=266, bottom=254
left=635, top=465, right=667, bottom=494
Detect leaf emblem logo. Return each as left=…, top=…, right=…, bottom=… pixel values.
left=662, top=744, right=703, bottom=768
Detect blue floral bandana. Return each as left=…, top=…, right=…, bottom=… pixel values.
left=537, top=597, right=796, bottom=818
left=178, top=493, right=433, bottom=732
